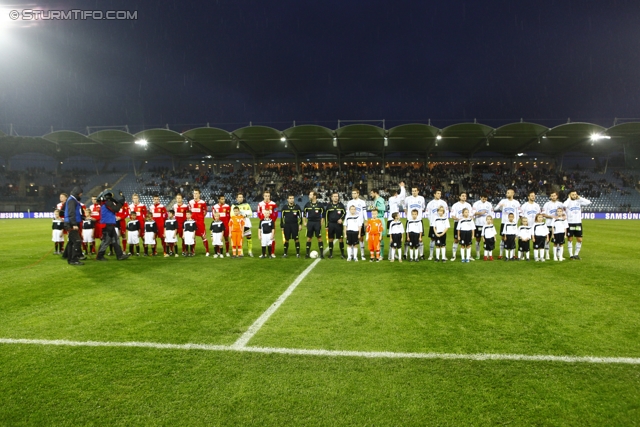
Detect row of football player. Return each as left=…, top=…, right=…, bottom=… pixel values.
left=52, top=204, right=576, bottom=263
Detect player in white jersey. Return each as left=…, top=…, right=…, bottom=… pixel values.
left=343, top=205, right=363, bottom=262
left=520, top=191, right=541, bottom=228
left=552, top=207, right=569, bottom=261
left=541, top=191, right=564, bottom=260
left=450, top=192, right=473, bottom=261
left=494, top=188, right=521, bottom=259
left=456, top=208, right=475, bottom=263
left=472, top=193, right=493, bottom=259
left=403, top=186, right=426, bottom=259
left=426, top=189, right=449, bottom=260
left=346, top=188, right=368, bottom=260
left=564, top=190, right=591, bottom=260
left=387, top=182, right=406, bottom=260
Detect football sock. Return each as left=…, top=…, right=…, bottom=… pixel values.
left=91, top=243, right=96, bottom=253
left=226, top=240, right=230, bottom=254
left=144, top=245, right=148, bottom=255
left=295, top=241, right=300, bottom=255
left=380, top=240, right=385, bottom=258
left=122, top=239, right=127, bottom=252
left=440, top=247, right=446, bottom=260
left=575, top=242, right=582, bottom=255
left=262, top=246, right=266, bottom=256
left=435, top=247, right=439, bottom=260
left=452, top=242, right=458, bottom=258
left=568, top=242, right=574, bottom=257
left=306, top=242, right=311, bottom=255
left=526, top=251, right=530, bottom=260
left=283, top=241, right=289, bottom=254
left=129, top=244, right=134, bottom=254
left=359, top=241, right=365, bottom=257
left=466, top=248, right=471, bottom=260
left=339, top=241, right=345, bottom=256
left=475, top=241, right=480, bottom=257
left=318, top=241, right=324, bottom=254
left=429, top=240, right=435, bottom=257
left=54, top=243, right=58, bottom=252
left=500, top=241, right=504, bottom=256
left=418, top=241, right=423, bottom=257
left=390, top=248, right=394, bottom=260
left=271, top=240, right=276, bottom=254
left=328, top=241, right=334, bottom=256
left=203, top=240, right=210, bottom=253
left=161, top=240, right=166, bottom=253
left=247, top=237, right=253, bottom=254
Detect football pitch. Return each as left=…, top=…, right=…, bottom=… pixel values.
left=1, top=219, right=639, bottom=426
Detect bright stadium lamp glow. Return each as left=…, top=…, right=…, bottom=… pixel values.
left=516, top=153, right=525, bottom=157
left=135, top=138, right=148, bottom=146
left=590, top=133, right=611, bottom=141
left=280, top=136, right=286, bottom=142
left=436, top=135, right=442, bottom=141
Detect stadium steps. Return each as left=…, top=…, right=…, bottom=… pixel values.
left=85, top=173, right=127, bottom=199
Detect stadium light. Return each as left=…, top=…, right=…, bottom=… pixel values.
left=516, top=153, right=525, bottom=157
left=135, top=139, right=148, bottom=146
left=332, top=137, right=337, bottom=147
left=436, top=135, right=442, bottom=141
left=384, top=136, right=388, bottom=147
left=590, top=133, right=611, bottom=141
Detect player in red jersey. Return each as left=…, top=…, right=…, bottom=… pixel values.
left=56, top=192, right=69, bottom=242
left=173, top=193, right=190, bottom=255
left=212, top=194, right=232, bottom=257
left=116, top=198, right=130, bottom=252
left=258, top=190, right=278, bottom=254
left=89, top=196, right=102, bottom=253
left=130, top=193, right=148, bottom=220
left=188, top=188, right=210, bottom=256
left=150, top=194, right=168, bottom=254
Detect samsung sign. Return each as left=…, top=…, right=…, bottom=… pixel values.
left=1, top=212, right=639, bottom=220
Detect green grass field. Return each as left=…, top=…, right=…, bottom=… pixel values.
left=1, top=219, right=639, bottom=426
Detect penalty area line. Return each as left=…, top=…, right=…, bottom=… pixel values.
left=1, top=338, right=640, bottom=365
left=232, top=254, right=324, bottom=349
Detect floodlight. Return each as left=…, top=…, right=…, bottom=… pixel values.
left=135, top=139, right=148, bottom=146
left=590, top=133, right=610, bottom=141
left=436, top=135, right=442, bottom=141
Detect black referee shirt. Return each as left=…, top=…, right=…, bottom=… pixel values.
left=280, top=203, right=302, bottom=226
left=325, top=203, right=346, bottom=225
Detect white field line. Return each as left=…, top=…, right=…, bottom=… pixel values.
left=1, top=338, right=640, bottom=365
left=232, top=253, right=324, bottom=348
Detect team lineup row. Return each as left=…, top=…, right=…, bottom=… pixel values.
left=53, top=184, right=591, bottom=263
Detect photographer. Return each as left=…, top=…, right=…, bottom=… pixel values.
left=63, top=186, right=85, bottom=265
left=96, top=189, right=130, bottom=261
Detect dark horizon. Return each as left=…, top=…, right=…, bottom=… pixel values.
left=1, top=1, right=639, bottom=136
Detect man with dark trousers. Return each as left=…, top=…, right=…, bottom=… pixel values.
left=280, top=194, right=302, bottom=258
left=325, top=192, right=346, bottom=259
left=63, top=186, right=85, bottom=265
left=96, top=189, right=130, bottom=261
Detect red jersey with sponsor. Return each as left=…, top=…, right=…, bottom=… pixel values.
left=90, top=203, right=101, bottom=222
left=116, top=201, right=130, bottom=221
left=151, top=203, right=168, bottom=228
left=130, top=202, right=147, bottom=220
left=189, top=199, right=208, bottom=223
left=56, top=201, right=65, bottom=211
left=173, top=202, right=189, bottom=225
left=258, top=200, right=278, bottom=222
left=212, top=203, right=231, bottom=225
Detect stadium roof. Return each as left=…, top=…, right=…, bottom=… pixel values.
left=1, top=121, right=639, bottom=163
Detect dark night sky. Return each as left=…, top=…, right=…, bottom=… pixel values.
left=0, top=0, right=639, bottom=134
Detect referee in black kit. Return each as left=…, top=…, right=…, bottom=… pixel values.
left=280, top=194, right=302, bottom=258
left=303, top=191, right=325, bottom=259
left=325, top=192, right=346, bottom=259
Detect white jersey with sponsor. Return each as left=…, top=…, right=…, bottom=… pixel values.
left=346, top=199, right=367, bottom=224
left=542, top=200, right=564, bottom=227
left=426, top=199, right=448, bottom=225
left=563, top=197, right=591, bottom=224
left=450, top=201, right=473, bottom=223
left=472, top=200, right=494, bottom=227
left=520, top=201, right=541, bottom=226
left=388, top=186, right=406, bottom=215
left=404, top=195, right=426, bottom=219
left=495, top=199, right=521, bottom=220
